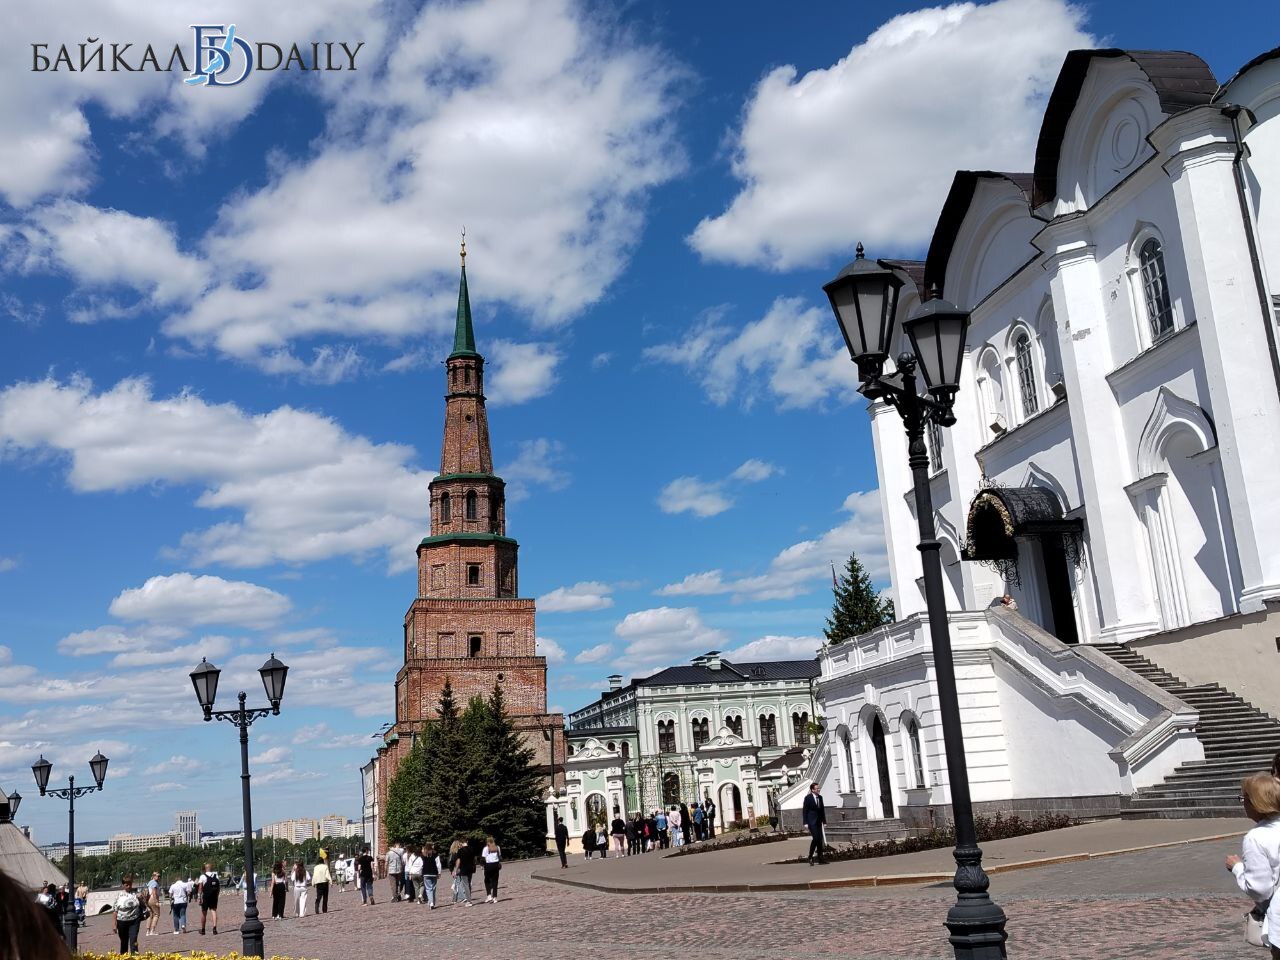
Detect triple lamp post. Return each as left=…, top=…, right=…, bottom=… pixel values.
left=822, top=244, right=1009, bottom=959
left=189, top=652, right=288, bottom=960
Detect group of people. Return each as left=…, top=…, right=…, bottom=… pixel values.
left=375, top=838, right=503, bottom=907
left=551, top=797, right=719, bottom=867
left=105, top=862, right=225, bottom=954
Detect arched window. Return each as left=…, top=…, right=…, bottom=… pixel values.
left=440, top=492, right=451, bottom=523
left=906, top=717, right=925, bottom=789
left=621, top=742, right=630, bottom=760
left=759, top=714, right=778, bottom=747
left=657, top=719, right=676, bottom=754
left=725, top=715, right=743, bottom=737
left=690, top=717, right=709, bottom=748
left=1014, top=330, right=1038, bottom=419
left=926, top=419, right=943, bottom=472
left=464, top=366, right=472, bottom=386
left=792, top=711, right=810, bottom=745
left=465, top=490, right=478, bottom=520
left=1139, top=238, right=1174, bottom=340
left=469, top=635, right=482, bottom=657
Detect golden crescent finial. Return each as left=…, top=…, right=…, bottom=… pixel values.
left=460, top=227, right=466, bottom=266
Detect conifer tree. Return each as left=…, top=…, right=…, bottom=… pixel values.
left=468, top=682, right=546, bottom=857
left=824, top=551, right=895, bottom=644
left=383, top=729, right=430, bottom=845
left=420, top=679, right=477, bottom=845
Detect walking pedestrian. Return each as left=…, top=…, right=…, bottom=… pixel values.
left=403, top=846, right=423, bottom=904
left=803, top=782, right=827, bottom=865
left=449, top=839, right=475, bottom=906
left=385, top=842, right=405, bottom=902
left=144, top=873, right=161, bottom=937
left=554, top=816, right=569, bottom=868
left=1227, top=773, right=1280, bottom=956
left=421, top=842, right=441, bottom=908
left=481, top=836, right=502, bottom=903
left=291, top=861, right=310, bottom=918
left=355, top=846, right=376, bottom=905
left=595, top=822, right=609, bottom=858
left=312, top=855, right=331, bottom=914
left=196, top=863, right=220, bottom=936
left=111, top=875, right=143, bottom=955
left=581, top=826, right=596, bottom=860
left=270, top=862, right=287, bottom=920
left=610, top=814, right=627, bottom=855
left=167, top=875, right=189, bottom=934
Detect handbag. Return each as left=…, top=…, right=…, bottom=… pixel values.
left=1247, top=911, right=1265, bottom=947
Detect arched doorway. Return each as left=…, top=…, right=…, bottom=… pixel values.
left=661, top=772, right=681, bottom=806
left=585, top=793, right=607, bottom=828
left=718, top=782, right=742, bottom=829
left=870, top=715, right=894, bottom=818
left=963, top=487, right=1081, bottom=645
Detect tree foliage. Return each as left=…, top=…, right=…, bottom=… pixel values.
left=823, top=551, right=895, bottom=644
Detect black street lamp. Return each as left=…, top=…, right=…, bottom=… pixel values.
left=30, top=752, right=109, bottom=950
left=190, top=654, right=289, bottom=959
left=824, top=244, right=1007, bottom=959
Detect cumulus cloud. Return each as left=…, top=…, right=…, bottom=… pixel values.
left=724, top=635, right=822, bottom=662
left=144, top=755, right=202, bottom=776
left=657, top=490, right=887, bottom=601
left=109, top=573, right=291, bottom=628
left=486, top=340, right=561, bottom=405
left=535, top=636, right=567, bottom=664
left=0, top=376, right=431, bottom=571
left=251, top=746, right=292, bottom=765
left=148, top=781, right=187, bottom=793
left=730, top=459, right=780, bottom=483
left=659, top=476, right=733, bottom=518
left=612, top=606, right=730, bottom=672
left=291, top=723, right=377, bottom=750
left=538, top=581, right=614, bottom=613
left=688, top=0, right=1094, bottom=267
left=573, top=642, right=614, bottom=664
left=644, top=298, right=861, bottom=410
left=498, top=438, right=569, bottom=503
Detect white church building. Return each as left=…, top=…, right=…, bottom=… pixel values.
left=784, top=45, right=1280, bottom=828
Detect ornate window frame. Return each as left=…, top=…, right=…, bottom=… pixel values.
left=1125, top=224, right=1179, bottom=348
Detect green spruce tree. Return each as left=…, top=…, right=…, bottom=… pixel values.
left=468, top=681, right=546, bottom=857
left=383, top=729, right=431, bottom=845
left=823, top=551, right=895, bottom=644
left=420, top=679, right=478, bottom=846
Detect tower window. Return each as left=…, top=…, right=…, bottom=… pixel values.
left=465, top=490, right=478, bottom=520
left=657, top=719, right=676, bottom=754
left=465, top=366, right=472, bottom=386
left=1139, top=237, right=1174, bottom=340
left=440, top=492, right=451, bottom=523
left=469, top=635, right=482, bottom=657
left=725, top=715, right=743, bottom=738
left=759, top=714, right=777, bottom=748
left=467, top=564, right=481, bottom=586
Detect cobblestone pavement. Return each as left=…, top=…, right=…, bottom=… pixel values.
left=78, top=841, right=1249, bottom=959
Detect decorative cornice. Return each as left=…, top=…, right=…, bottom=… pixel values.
left=418, top=532, right=518, bottom=548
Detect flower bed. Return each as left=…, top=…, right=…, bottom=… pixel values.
left=666, top=829, right=802, bottom=857
left=778, top=812, right=1077, bottom=864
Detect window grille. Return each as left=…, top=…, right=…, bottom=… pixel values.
left=1139, top=238, right=1174, bottom=340
left=1014, top=332, right=1038, bottom=419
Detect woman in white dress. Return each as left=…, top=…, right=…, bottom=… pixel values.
left=290, top=861, right=310, bottom=918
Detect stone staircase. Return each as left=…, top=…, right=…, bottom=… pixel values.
left=1097, top=643, right=1280, bottom=818
left=825, top=816, right=923, bottom=845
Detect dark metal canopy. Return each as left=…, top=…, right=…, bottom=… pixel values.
left=962, top=486, right=1081, bottom=562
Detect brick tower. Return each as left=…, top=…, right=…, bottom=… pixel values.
left=373, top=243, right=564, bottom=851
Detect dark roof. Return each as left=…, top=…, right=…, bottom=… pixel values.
left=882, top=259, right=926, bottom=299
left=638, top=658, right=819, bottom=687
left=1033, top=50, right=1217, bottom=208
left=923, top=172, right=1035, bottom=298
left=565, top=726, right=637, bottom=738
left=759, top=746, right=808, bottom=773
left=1215, top=45, right=1280, bottom=101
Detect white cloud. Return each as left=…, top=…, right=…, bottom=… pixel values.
left=251, top=746, right=292, bottom=765
left=148, top=781, right=187, bottom=794
left=724, top=635, right=822, bottom=662
left=254, top=766, right=324, bottom=785
left=291, top=723, right=376, bottom=750
left=657, top=490, right=887, bottom=601
left=645, top=297, right=861, bottom=410
left=538, top=581, right=614, bottom=613
left=730, top=459, right=779, bottom=483
left=57, top=623, right=187, bottom=657
left=486, top=340, right=561, bottom=405
left=590, top=353, right=612, bottom=369
left=498, top=438, right=569, bottom=503
left=535, top=636, right=566, bottom=664
left=144, top=755, right=202, bottom=776
left=658, top=476, right=733, bottom=518
left=573, top=642, right=614, bottom=664
left=0, top=376, right=430, bottom=572
left=110, top=635, right=235, bottom=668
left=109, top=573, right=291, bottom=629
left=688, top=0, right=1093, bottom=267
left=612, top=606, right=730, bottom=672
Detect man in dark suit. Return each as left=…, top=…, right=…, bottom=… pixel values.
left=554, top=816, right=569, bottom=868
left=803, top=782, right=827, bottom=865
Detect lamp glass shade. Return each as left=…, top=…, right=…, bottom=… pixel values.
left=6, top=791, right=20, bottom=818
left=259, top=653, right=288, bottom=707
left=88, top=751, right=109, bottom=789
left=822, top=246, right=906, bottom=380
left=190, top=658, right=221, bottom=710
left=904, top=297, right=970, bottom=399
left=31, top=756, right=52, bottom=794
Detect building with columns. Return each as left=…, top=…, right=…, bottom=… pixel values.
left=368, top=248, right=564, bottom=852
left=783, top=44, right=1280, bottom=828
left=550, top=652, right=819, bottom=848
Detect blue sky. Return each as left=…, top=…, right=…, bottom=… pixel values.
left=0, top=0, right=1270, bottom=841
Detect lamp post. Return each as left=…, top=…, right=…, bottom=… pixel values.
left=190, top=653, right=288, bottom=960
left=31, top=752, right=109, bottom=950
left=824, top=244, right=1008, bottom=959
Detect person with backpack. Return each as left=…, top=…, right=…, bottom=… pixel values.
left=196, top=863, right=220, bottom=936
left=421, top=842, right=441, bottom=908
left=112, top=874, right=144, bottom=955
left=480, top=836, right=501, bottom=903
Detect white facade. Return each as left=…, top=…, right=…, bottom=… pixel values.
left=800, top=46, right=1280, bottom=821
left=174, top=810, right=200, bottom=847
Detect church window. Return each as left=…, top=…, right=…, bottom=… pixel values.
left=1014, top=330, right=1038, bottom=419
left=725, top=715, right=743, bottom=737
left=464, top=366, right=472, bottom=386
left=469, top=635, right=482, bottom=657
left=440, top=493, right=451, bottom=523
left=759, top=714, right=777, bottom=747
left=465, top=490, right=478, bottom=520
left=1139, top=238, right=1174, bottom=340
left=792, top=711, right=811, bottom=745
left=906, top=717, right=925, bottom=789
left=657, top=719, right=676, bottom=753
left=926, top=418, right=943, bottom=473
left=467, top=564, right=481, bottom=586
left=621, top=741, right=630, bottom=759
left=690, top=717, right=709, bottom=748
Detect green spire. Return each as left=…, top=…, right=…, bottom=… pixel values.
left=449, top=233, right=479, bottom=359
